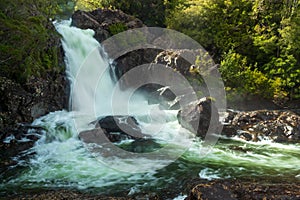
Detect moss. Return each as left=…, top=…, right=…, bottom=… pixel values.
left=0, top=0, right=66, bottom=84
left=108, top=22, right=128, bottom=35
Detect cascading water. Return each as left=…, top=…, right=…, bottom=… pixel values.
left=1, top=20, right=300, bottom=197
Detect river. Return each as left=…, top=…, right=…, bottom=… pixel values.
left=1, top=20, right=299, bottom=198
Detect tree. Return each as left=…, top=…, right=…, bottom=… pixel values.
left=0, top=0, right=72, bottom=82
left=167, top=0, right=300, bottom=99
left=76, top=0, right=180, bottom=27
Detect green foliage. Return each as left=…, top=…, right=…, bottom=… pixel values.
left=167, top=0, right=254, bottom=61
left=166, top=0, right=300, bottom=99
left=75, top=0, right=179, bottom=27
left=0, top=0, right=70, bottom=83
left=220, top=50, right=287, bottom=100
left=108, top=22, right=127, bottom=35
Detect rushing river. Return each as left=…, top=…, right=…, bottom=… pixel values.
left=1, top=20, right=300, bottom=197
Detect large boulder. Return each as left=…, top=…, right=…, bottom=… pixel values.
left=80, top=115, right=148, bottom=143
left=222, top=110, right=300, bottom=143
left=79, top=116, right=160, bottom=155
left=0, top=73, right=68, bottom=129
left=96, top=115, right=146, bottom=139
left=113, top=48, right=163, bottom=82
left=71, top=9, right=144, bottom=43
left=177, top=97, right=220, bottom=139
left=186, top=179, right=300, bottom=200
left=0, top=73, right=68, bottom=171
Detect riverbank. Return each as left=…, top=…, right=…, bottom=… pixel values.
left=5, top=178, right=300, bottom=200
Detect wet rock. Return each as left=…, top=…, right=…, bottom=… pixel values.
left=186, top=181, right=237, bottom=200
left=121, top=138, right=161, bottom=153
left=0, top=124, right=44, bottom=172
left=222, top=110, right=300, bottom=143
left=177, top=97, right=220, bottom=139
left=71, top=9, right=144, bottom=43
left=80, top=116, right=148, bottom=144
left=146, top=86, right=181, bottom=110
left=0, top=73, right=68, bottom=126
left=155, top=50, right=199, bottom=76
left=112, top=48, right=163, bottom=90
left=25, top=73, right=69, bottom=119
left=226, top=94, right=282, bottom=111
left=0, top=72, right=68, bottom=175
left=6, top=189, right=133, bottom=200
left=186, top=179, right=300, bottom=200
left=79, top=128, right=109, bottom=144
left=0, top=77, right=32, bottom=125
left=97, top=116, right=146, bottom=139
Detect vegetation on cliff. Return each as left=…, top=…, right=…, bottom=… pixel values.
left=77, top=0, right=300, bottom=101
left=168, top=0, right=300, bottom=101
left=1, top=0, right=300, bottom=101
left=0, top=0, right=74, bottom=83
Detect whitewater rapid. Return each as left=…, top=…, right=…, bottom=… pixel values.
left=1, top=20, right=300, bottom=197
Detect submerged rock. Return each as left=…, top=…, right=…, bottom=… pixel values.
left=97, top=115, right=146, bottom=139
left=0, top=124, right=44, bottom=171
left=80, top=116, right=148, bottom=144
left=118, top=138, right=161, bottom=153
left=177, top=97, right=220, bottom=139
left=79, top=116, right=160, bottom=155
left=222, top=110, right=300, bottom=143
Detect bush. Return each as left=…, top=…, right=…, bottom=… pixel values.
left=220, top=50, right=287, bottom=100
left=108, top=22, right=127, bottom=35
left=0, top=0, right=67, bottom=83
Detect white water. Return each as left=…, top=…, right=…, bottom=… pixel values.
left=1, top=20, right=300, bottom=196
left=0, top=20, right=193, bottom=191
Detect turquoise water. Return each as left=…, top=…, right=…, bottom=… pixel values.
left=1, top=20, right=299, bottom=197
left=1, top=110, right=299, bottom=196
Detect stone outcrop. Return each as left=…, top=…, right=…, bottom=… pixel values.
left=222, top=109, right=300, bottom=143
left=0, top=124, right=44, bottom=172
left=0, top=73, right=68, bottom=129
left=0, top=72, right=68, bottom=170
left=80, top=115, right=148, bottom=144
left=186, top=179, right=300, bottom=200
left=177, top=97, right=220, bottom=139
left=71, top=9, right=144, bottom=43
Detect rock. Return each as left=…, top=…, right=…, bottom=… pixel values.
left=0, top=73, right=68, bottom=128
left=0, top=72, right=68, bottom=175
left=148, top=86, right=176, bottom=103
left=146, top=86, right=181, bottom=110
left=79, top=128, right=109, bottom=144
left=186, top=181, right=237, bottom=200
left=0, top=77, right=32, bottom=125
left=80, top=116, right=148, bottom=143
left=185, top=179, right=300, bottom=200
left=0, top=124, right=44, bottom=172
left=177, top=97, right=220, bottom=139
left=97, top=115, right=146, bottom=139
left=226, top=94, right=282, bottom=111
left=154, top=50, right=196, bottom=76
left=120, top=138, right=161, bottom=153
left=25, top=72, right=69, bottom=118
left=6, top=189, right=133, bottom=200
left=113, top=48, right=163, bottom=77
left=71, top=9, right=144, bottom=43
left=222, top=110, right=300, bottom=143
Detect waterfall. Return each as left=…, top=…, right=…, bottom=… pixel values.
left=1, top=19, right=300, bottom=197
left=55, top=20, right=116, bottom=116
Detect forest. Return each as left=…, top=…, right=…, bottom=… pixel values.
left=1, top=0, right=300, bottom=102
